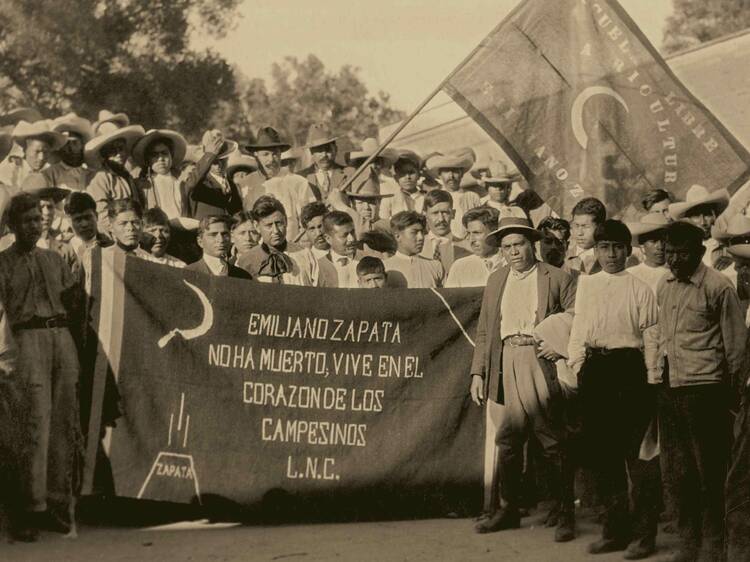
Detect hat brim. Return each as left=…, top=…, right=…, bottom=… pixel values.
left=486, top=225, right=542, bottom=246
left=426, top=156, right=475, bottom=176
left=245, top=141, right=292, bottom=153
left=626, top=222, right=668, bottom=246
left=84, top=125, right=145, bottom=168
left=13, top=130, right=67, bottom=152
left=132, top=130, right=188, bottom=169
left=169, top=217, right=200, bottom=231
left=55, top=125, right=93, bottom=144
left=728, top=244, right=750, bottom=259
left=1, top=108, right=42, bottom=126
left=485, top=174, right=521, bottom=184
left=94, top=113, right=130, bottom=133
left=226, top=160, right=259, bottom=175
left=28, top=186, right=70, bottom=203
left=669, top=191, right=730, bottom=220
left=217, top=140, right=239, bottom=160
left=305, top=136, right=339, bottom=149
left=346, top=148, right=398, bottom=167
left=348, top=193, right=394, bottom=200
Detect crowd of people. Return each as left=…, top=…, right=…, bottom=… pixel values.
left=0, top=106, right=749, bottom=561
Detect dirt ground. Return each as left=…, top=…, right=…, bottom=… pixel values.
left=1, top=507, right=682, bottom=562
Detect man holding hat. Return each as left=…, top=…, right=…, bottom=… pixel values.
left=10, top=121, right=67, bottom=189
left=470, top=215, right=577, bottom=543
left=626, top=214, right=671, bottom=294
left=297, top=123, right=354, bottom=199
left=645, top=221, right=745, bottom=562
left=189, top=130, right=242, bottom=219
left=380, top=149, right=424, bottom=219
left=568, top=220, right=660, bottom=558
left=239, top=126, right=316, bottom=242
left=668, top=184, right=730, bottom=270
left=425, top=148, right=481, bottom=239
left=36, top=113, right=95, bottom=191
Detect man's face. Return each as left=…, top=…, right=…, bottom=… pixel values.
left=571, top=213, right=597, bottom=250
left=231, top=169, right=252, bottom=185
left=500, top=233, right=535, bottom=272
left=102, top=138, right=128, bottom=166
left=69, top=209, right=98, bottom=242
left=305, top=215, right=329, bottom=251
left=641, top=233, right=666, bottom=267
left=358, top=272, right=386, bottom=288
left=466, top=220, right=496, bottom=258
left=666, top=241, right=704, bottom=281
left=486, top=182, right=512, bottom=204
left=255, top=211, right=287, bottom=249
left=353, top=198, right=379, bottom=222
left=439, top=168, right=463, bottom=191
left=394, top=162, right=419, bottom=193
left=143, top=224, right=171, bottom=258
left=595, top=240, right=630, bottom=274
left=12, top=207, right=43, bottom=248
left=39, top=198, right=56, bottom=233
left=311, top=143, right=336, bottom=170
left=198, top=222, right=231, bottom=259
left=649, top=199, right=671, bottom=221
left=255, top=149, right=280, bottom=177
left=684, top=204, right=716, bottom=240
left=110, top=210, right=142, bottom=249
left=396, top=223, right=425, bottom=256
left=148, top=141, right=172, bottom=176
left=326, top=222, right=358, bottom=258
left=25, top=139, right=50, bottom=171
left=231, top=220, right=259, bottom=256
left=60, top=134, right=84, bottom=167
left=425, top=201, right=454, bottom=237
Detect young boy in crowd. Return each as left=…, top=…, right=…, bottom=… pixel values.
left=384, top=211, right=443, bottom=288
left=356, top=256, right=387, bottom=288
left=565, top=197, right=606, bottom=275
left=140, top=207, right=186, bottom=268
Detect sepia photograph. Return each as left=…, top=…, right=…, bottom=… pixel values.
left=1, top=0, right=749, bottom=560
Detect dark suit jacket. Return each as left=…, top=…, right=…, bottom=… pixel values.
left=189, top=171, right=243, bottom=219
left=185, top=257, right=253, bottom=280
left=470, top=261, right=576, bottom=404
left=297, top=163, right=355, bottom=200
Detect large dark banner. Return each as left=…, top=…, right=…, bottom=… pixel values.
left=85, top=254, right=484, bottom=514
left=444, top=0, right=750, bottom=219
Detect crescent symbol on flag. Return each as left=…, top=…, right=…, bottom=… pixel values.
left=157, top=280, right=214, bottom=348
left=571, top=86, right=629, bottom=150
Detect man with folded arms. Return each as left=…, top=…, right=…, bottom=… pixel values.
left=470, top=216, right=576, bottom=543
left=568, top=220, right=659, bottom=559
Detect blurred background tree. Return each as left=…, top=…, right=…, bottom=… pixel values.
left=0, top=1, right=405, bottom=144
left=663, top=0, right=750, bottom=53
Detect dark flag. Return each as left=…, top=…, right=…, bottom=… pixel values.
left=443, top=0, right=750, bottom=218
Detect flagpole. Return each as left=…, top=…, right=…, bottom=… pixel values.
left=338, top=37, right=489, bottom=194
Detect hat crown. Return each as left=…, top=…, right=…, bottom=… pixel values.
left=640, top=213, right=670, bottom=226
left=498, top=216, right=533, bottom=230
left=306, top=123, right=336, bottom=147
left=255, top=126, right=286, bottom=147
left=685, top=184, right=711, bottom=202
left=350, top=174, right=381, bottom=197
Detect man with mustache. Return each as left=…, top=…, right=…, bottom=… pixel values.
left=383, top=211, right=443, bottom=288
left=424, top=149, right=481, bottom=239
left=420, top=190, right=470, bottom=278
left=568, top=220, right=660, bottom=559
left=445, top=207, right=503, bottom=287
left=297, top=123, right=353, bottom=200
left=185, top=215, right=251, bottom=279
left=316, top=211, right=360, bottom=288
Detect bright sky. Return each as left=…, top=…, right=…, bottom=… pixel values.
left=196, top=0, right=675, bottom=111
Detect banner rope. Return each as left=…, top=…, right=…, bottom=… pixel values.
left=430, top=289, right=475, bottom=348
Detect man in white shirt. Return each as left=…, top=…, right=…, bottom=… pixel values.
left=316, top=211, right=359, bottom=288
left=384, top=211, right=443, bottom=288
left=627, top=214, right=670, bottom=294
left=565, top=197, right=607, bottom=276
left=379, top=150, right=423, bottom=219
left=567, top=220, right=659, bottom=559
left=420, top=190, right=470, bottom=279
left=445, top=207, right=502, bottom=287
left=471, top=216, right=577, bottom=542
left=424, top=149, right=481, bottom=239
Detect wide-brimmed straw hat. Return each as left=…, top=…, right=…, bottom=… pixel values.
left=245, top=126, right=291, bottom=152
left=626, top=213, right=670, bottom=246
left=226, top=151, right=259, bottom=176
left=393, top=149, right=422, bottom=169
left=304, top=123, right=338, bottom=149
left=52, top=113, right=94, bottom=144
left=486, top=216, right=541, bottom=246
left=668, top=185, right=730, bottom=220
left=484, top=161, right=522, bottom=184
left=0, top=131, right=12, bottom=162
left=345, top=137, right=398, bottom=167
left=347, top=174, right=393, bottom=200
left=132, top=129, right=188, bottom=169
left=93, top=110, right=130, bottom=135
left=0, top=107, right=43, bottom=127
left=722, top=214, right=750, bottom=259
left=12, top=120, right=67, bottom=151
left=425, top=147, right=476, bottom=176
left=281, top=146, right=303, bottom=165
left=84, top=123, right=145, bottom=167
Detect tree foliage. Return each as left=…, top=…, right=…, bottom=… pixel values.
left=663, top=0, right=750, bottom=54
left=221, top=55, right=406, bottom=146
left=0, top=0, right=241, bottom=138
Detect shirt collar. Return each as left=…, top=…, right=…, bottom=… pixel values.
left=395, top=250, right=417, bottom=260
left=311, top=246, right=329, bottom=259
left=202, top=253, right=227, bottom=276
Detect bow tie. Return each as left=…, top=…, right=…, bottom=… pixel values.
left=258, top=243, right=294, bottom=283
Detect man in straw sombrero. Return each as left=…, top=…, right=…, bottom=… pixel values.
left=297, top=123, right=354, bottom=199
left=37, top=113, right=96, bottom=191
left=626, top=213, right=670, bottom=295
left=10, top=120, right=67, bottom=189
left=425, top=148, right=481, bottom=239
left=238, top=126, right=316, bottom=242
left=470, top=215, right=577, bottom=543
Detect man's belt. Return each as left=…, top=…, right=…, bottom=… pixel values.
left=13, top=316, right=68, bottom=331
left=503, top=334, right=536, bottom=347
